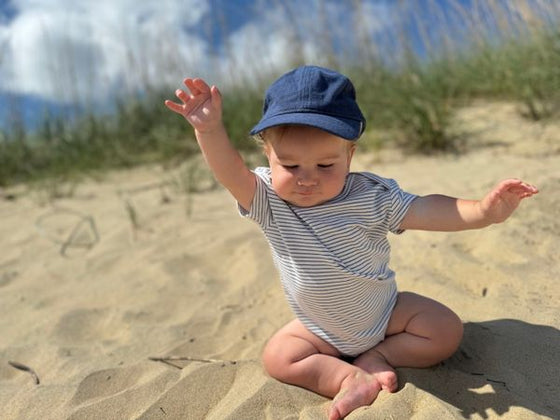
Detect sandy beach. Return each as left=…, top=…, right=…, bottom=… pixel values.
left=1, top=102, right=559, bottom=419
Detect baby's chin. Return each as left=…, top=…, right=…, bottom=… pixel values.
left=283, top=192, right=335, bottom=208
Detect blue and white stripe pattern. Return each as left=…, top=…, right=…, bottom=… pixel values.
left=239, top=167, right=418, bottom=356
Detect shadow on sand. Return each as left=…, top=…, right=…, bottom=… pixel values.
left=399, top=319, right=559, bottom=418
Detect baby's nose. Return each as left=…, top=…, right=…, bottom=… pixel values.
left=297, top=171, right=318, bottom=186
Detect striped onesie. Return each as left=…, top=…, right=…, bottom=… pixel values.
left=239, top=167, right=418, bottom=357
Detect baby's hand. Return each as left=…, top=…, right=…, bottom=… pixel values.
left=480, top=179, right=538, bottom=224
left=165, top=78, right=223, bottom=133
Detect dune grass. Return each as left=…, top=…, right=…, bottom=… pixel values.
left=1, top=1, right=559, bottom=188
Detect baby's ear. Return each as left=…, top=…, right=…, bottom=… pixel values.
left=262, top=142, right=272, bottom=158
left=347, top=142, right=357, bottom=161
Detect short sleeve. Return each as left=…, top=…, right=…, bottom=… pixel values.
left=237, top=168, right=273, bottom=229
left=386, top=179, right=418, bottom=234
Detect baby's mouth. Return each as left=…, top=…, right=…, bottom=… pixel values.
left=297, top=190, right=315, bottom=196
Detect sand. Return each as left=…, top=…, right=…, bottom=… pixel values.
left=1, top=102, right=559, bottom=419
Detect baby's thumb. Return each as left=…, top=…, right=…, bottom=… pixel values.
left=211, top=86, right=222, bottom=108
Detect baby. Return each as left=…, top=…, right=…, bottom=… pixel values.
left=165, top=66, right=538, bottom=420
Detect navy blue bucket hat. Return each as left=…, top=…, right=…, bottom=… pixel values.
left=250, top=66, right=366, bottom=141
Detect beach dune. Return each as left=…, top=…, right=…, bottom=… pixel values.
left=1, top=102, right=559, bottom=419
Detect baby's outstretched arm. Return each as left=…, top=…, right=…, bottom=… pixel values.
left=400, top=179, right=538, bottom=231
left=165, top=78, right=256, bottom=210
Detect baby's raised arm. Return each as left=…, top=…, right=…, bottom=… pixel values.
left=165, top=78, right=256, bottom=210
left=400, top=179, right=538, bottom=231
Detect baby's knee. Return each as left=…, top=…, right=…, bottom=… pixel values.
left=436, top=310, right=464, bottom=357
left=261, top=336, right=289, bottom=380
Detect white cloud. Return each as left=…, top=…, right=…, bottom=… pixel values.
left=220, top=1, right=395, bottom=87
left=1, top=0, right=209, bottom=103
left=0, top=0, right=395, bottom=105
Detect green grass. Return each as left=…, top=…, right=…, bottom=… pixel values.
left=1, top=7, right=559, bottom=187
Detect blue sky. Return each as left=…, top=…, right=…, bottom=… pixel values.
left=0, top=0, right=553, bottom=132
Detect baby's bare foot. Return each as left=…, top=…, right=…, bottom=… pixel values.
left=328, top=372, right=381, bottom=420
left=353, top=349, right=398, bottom=392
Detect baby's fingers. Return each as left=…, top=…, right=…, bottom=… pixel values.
left=164, top=99, right=185, bottom=114
left=184, top=78, right=200, bottom=95
left=512, top=184, right=538, bottom=195
left=193, top=78, right=211, bottom=93
left=164, top=88, right=192, bottom=114
left=174, top=87, right=191, bottom=104
left=184, top=77, right=211, bottom=96
left=496, top=179, right=538, bottom=195
left=508, top=182, right=538, bottom=197
left=210, top=85, right=222, bottom=109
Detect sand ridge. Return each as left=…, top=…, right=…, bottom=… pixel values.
left=1, top=102, right=559, bottom=419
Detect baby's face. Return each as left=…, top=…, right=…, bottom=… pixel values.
left=264, top=126, right=355, bottom=207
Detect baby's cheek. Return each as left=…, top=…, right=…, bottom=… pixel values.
left=272, top=173, right=294, bottom=193
left=329, top=171, right=349, bottom=194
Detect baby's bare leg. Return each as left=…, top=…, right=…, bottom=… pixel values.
left=262, top=319, right=381, bottom=420
left=355, top=292, right=463, bottom=374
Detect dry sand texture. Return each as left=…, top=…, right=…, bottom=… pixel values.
left=1, top=102, right=559, bottom=419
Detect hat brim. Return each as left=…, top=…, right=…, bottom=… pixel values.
left=250, top=112, right=364, bottom=141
